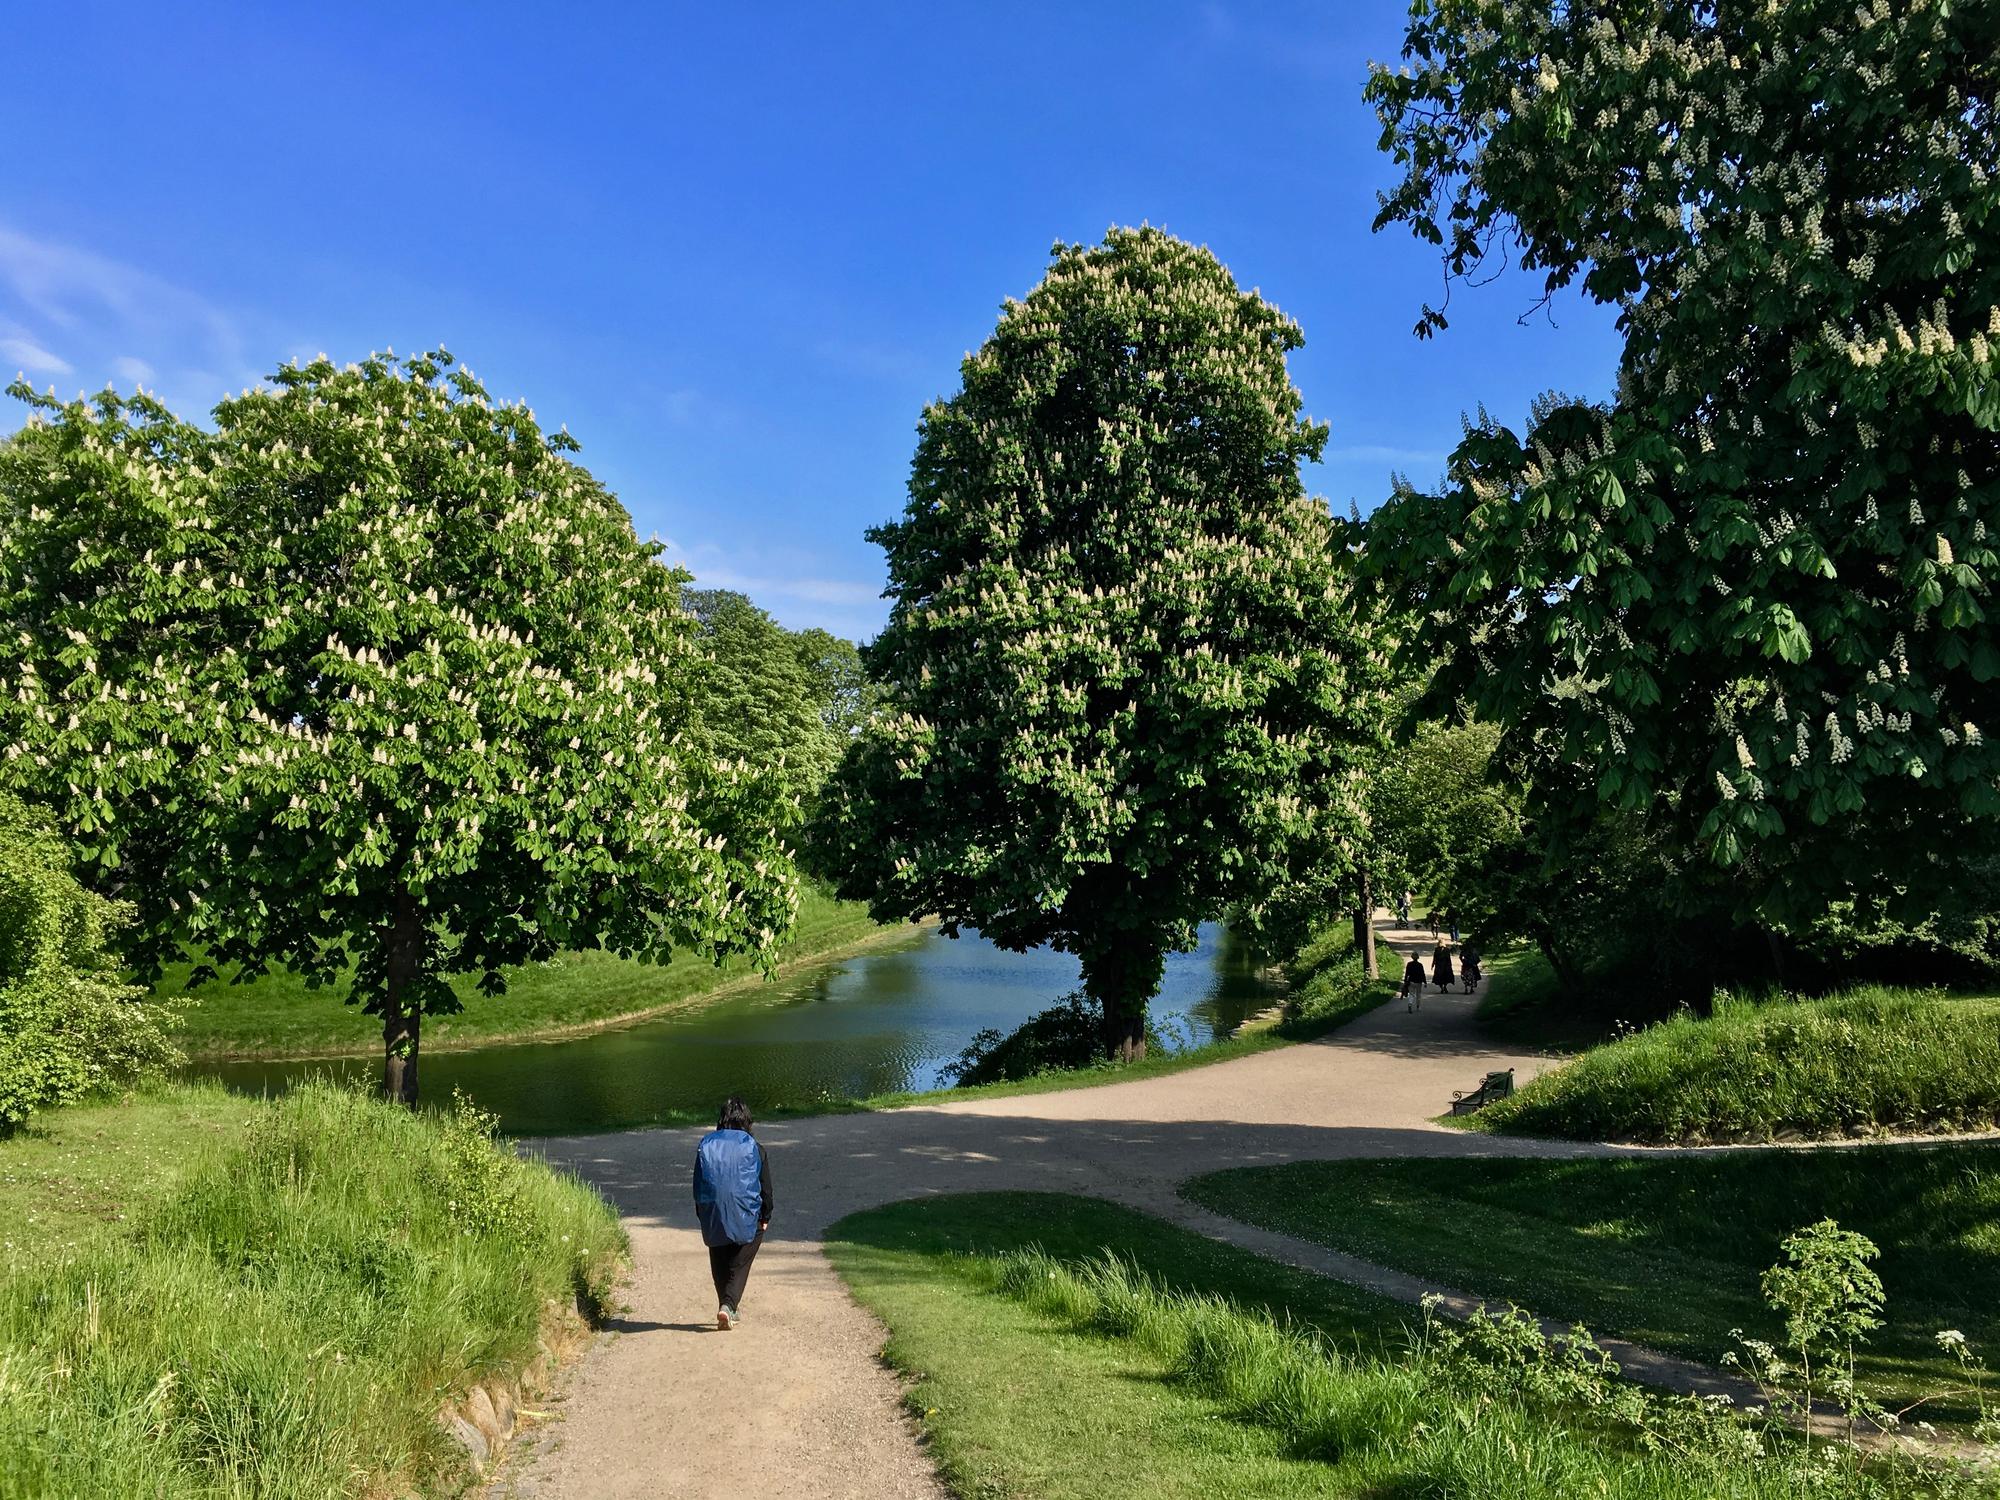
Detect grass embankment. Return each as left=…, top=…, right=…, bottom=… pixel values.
left=1185, top=1146, right=2000, bottom=1420
left=0, top=1081, right=623, bottom=1498
left=830, top=1191, right=1970, bottom=1499
left=161, top=885, right=910, bottom=1059
left=1476, top=986, right=2000, bottom=1143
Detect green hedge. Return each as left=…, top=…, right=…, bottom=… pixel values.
left=1483, top=988, right=2000, bottom=1144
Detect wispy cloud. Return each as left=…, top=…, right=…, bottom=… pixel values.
left=0, top=334, right=71, bottom=376
left=0, top=225, right=239, bottom=354
left=813, top=336, right=931, bottom=384
left=1321, top=444, right=1448, bottom=468
left=0, top=223, right=257, bottom=414
left=660, top=537, right=887, bottom=639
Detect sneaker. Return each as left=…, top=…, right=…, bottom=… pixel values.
left=717, top=1306, right=733, bottom=1331
left=727, top=1304, right=743, bottom=1325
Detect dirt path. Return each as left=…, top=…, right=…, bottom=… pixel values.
left=487, top=922, right=1602, bottom=1498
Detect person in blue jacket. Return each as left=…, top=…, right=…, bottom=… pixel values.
left=693, top=1096, right=772, bottom=1330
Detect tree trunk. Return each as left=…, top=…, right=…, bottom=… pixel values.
left=382, top=887, right=425, bottom=1109
left=1080, top=941, right=1161, bottom=1064
left=1763, top=927, right=1787, bottom=987
left=1354, top=868, right=1378, bottom=980
left=1533, top=926, right=1583, bottom=992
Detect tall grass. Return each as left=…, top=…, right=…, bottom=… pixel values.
left=1481, top=987, right=2000, bottom=1143
left=0, top=1081, right=623, bottom=1498
left=984, top=1248, right=1979, bottom=1499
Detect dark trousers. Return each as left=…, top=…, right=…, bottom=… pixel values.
left=709, top=1234, right=763, bottom=1308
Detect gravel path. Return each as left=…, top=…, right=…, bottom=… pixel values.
left=484, top=923, right=1661, bottom=1498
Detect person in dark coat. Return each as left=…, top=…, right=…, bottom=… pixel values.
left=693, top=1095, right=772, bottom=1330
left=1401, top=953, right=1427, bottom=1012
left=1431, top=944, right=1455, bottom=991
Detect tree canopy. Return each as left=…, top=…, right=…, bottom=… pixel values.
left=821, top=227, right=1382, bottom=1057
left=0, top=353, right=797, bottom=1102
left=684, top=588, right=846, bottom=817
left=1365, top=0, right=2000, bottom=927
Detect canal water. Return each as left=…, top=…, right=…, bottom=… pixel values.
left=190, top=922, right=1282, bottom=1135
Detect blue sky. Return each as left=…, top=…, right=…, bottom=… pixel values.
left=1, top=2, right=1622, bottom=640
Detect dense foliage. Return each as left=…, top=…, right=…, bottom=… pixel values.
left=1365, top=0, right=2000, bottom=931
left=0, top=1082, right=624, bottom=1497
left=823, top=227, right=1383, bottom=1056
left=0, top=793, right=178, bottom=1131
left=0, top=353, right=797, bottom=1102
left=684, top=587, right=847, bottom=819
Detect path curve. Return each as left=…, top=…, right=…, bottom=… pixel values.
left=485, top=922, right=1711, bottom=1497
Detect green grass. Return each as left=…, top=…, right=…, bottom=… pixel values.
left=828, top=1192, right=1963, bottom=1499
left=1183, top=1147, right=2000, bottom=1420
left=160, top=885, right=911, bottom=1058
left=0, top=1081, right=624, bottom=1498
left=0, top=1086, right=258, bottom=1266
left=1474, top=986, right=2000, bottom=1144
left=1474, top=945, right=1601, bottom=1050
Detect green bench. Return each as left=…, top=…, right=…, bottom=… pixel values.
left=1449, top=1068, right=1515, bottom=1115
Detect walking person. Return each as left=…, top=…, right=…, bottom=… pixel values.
left=1447, top=908, right=1460, bottom=944
left=693, top=1095, right=772, bottom=1331
left=1431, top=943, right=1455, bottom=993
left=1397, top=889, right=1412, bottom=927
left=1401, top=952, right=1427, bottom=1012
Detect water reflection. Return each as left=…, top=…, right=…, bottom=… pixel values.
left=191, top=922, right=1281, bottom=1135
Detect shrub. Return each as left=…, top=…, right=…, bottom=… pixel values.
left=0, top=793, right=180, bottom=1132
left=1483, top=988, right=2000, bottom=1144
left=941, top=991, right=1188, bottom=1085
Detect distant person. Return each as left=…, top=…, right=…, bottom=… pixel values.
left=1447, top=909, right=1461, bottom=943
left=1460, top=945, right=1483, bottom=992
left=1431, top=943, right=1455, bottom=991
left=1401, top=953, right=1427, bottom=1012
left=1397, top=890, right=1413, bottom=927
left=693, top=1095, right=772, bottom=1331
left=1427, top=908, right=1442, bottom=939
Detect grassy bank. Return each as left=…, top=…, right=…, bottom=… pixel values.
left=829, top=1192, right=1976, bottom=1499
left=1474, top=986, right=2000, bottom=1143
left=162, top=885, right=913, bottom=1059
left=1184, top=1146, right=2000, bottom=1419
left=0, top=1081, right=623, bottom=1497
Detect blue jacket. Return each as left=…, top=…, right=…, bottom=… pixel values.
left=693, top=1128, right=769, bottom=1247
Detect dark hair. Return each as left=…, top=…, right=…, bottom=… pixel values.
left=718, top=1095, right=753, bottom=1132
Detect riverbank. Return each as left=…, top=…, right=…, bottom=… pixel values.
left=458, top=915, right=1394, bottom=1136
left=162, top=887, right=923, bottom=1060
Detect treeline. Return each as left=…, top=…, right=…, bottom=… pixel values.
left=4, top=0, right=1995, bottom=1101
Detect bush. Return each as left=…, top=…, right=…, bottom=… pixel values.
left=1482, top=988, right=2000, bottom=1144
left=0, top=1080, right=625, bottom=1497
left=0, top=793, right=180, bottom=1132
left=941, top=991, right=1190, bottom=1085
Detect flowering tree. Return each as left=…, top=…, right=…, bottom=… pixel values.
left=821, top=228, right=1380, bottom=1059
left=0, top=353, right=797, bottom=1104
left=1365, top=1, right=2000, bottom=924
left=684, top=588, right=843, bottom=820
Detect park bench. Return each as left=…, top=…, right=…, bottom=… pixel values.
left=1449, top=1068, right=1515, bottom=1115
